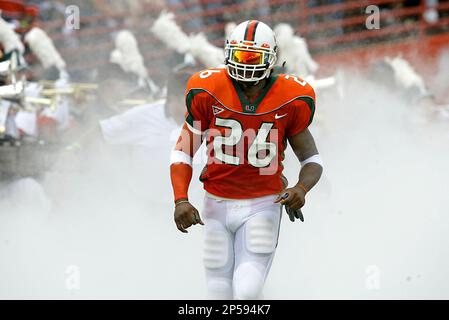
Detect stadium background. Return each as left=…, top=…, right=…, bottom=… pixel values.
left=1, top=0, right=449, bottom=87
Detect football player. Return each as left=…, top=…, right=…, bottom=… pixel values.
left=170, top=20, right=323, bottom=299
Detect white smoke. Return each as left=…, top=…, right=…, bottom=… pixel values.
left=151, top=11, right=224, bottom=68
left=0, top=54, right=449, bottom=299
left=188, top=33, right=224, bottom=68
left=432, top=49, right=449, bottom=101
left=110, top=30, right=149, bottom=82
left=150, top=11, right=191, bottom=54
left=274, top=23, right=319, bottom=77
left=269, top=64, right=449, bottom=299
left=385, top=56, right=428, bottom=96
left=0, top=16, right=24, bottom=54
left=24, top=27, right=66, bottom=72
left=225, top=22, right=237, bottom=40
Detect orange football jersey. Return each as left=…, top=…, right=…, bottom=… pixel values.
left=185, top=68, right=315, bottom=199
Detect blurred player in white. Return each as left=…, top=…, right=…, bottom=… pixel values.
left=97, top=30, right=189, bottom=159
left=98, top=65, right=187, bottom=155
left=170, top=20, right=323, bottom=299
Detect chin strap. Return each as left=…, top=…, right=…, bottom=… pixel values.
left=252, top=69, right=272, bottom=86
left=252, top=70, right=271, bottom=86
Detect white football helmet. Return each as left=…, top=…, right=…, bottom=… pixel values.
left=225, top=20, right=277, bottom=82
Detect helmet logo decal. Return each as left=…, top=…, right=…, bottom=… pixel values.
left=244, top=20, right=259, bottom=41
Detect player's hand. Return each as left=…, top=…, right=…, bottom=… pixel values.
left=174, top=200, right=204, bottom=233
left=284, top=205, right=304, bottom=222
left=274, top=186, right=306, bottom=222
left=275, top=186, right=306, bottom=210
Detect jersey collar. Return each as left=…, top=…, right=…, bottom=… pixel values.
left=230, top=76, right=278, bottom=114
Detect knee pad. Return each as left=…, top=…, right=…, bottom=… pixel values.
left=207, top=278, right=232, bottom=300
left=203, top=220, right=230, bottom=269
left=245, top=216, right=277, bottom=254
left=233, top=262, right=264, bottom=300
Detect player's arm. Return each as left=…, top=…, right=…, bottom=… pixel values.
left=170, top=122, right=204, bottom=233
left=171, top=75, right=212, bottom=233
left=289, top=128, right=323, bottom=195
left=275, top=128, right=323, bottom=213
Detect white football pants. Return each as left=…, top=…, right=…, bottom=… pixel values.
left=202, top=193, right=282, bottom=300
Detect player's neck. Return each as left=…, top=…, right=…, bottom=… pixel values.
left=238, top=78, right=268, bottom=102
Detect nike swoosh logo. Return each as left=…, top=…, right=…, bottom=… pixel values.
left=275, top=113, right=287, bottom=120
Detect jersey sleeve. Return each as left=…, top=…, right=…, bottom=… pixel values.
left=99, top=103, right=168, bottom=146
left=99, top=111, right=140, bottom=145
left=184, top=74, right=213, bottom=134
left=285, top=83, right=316, bottom=138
